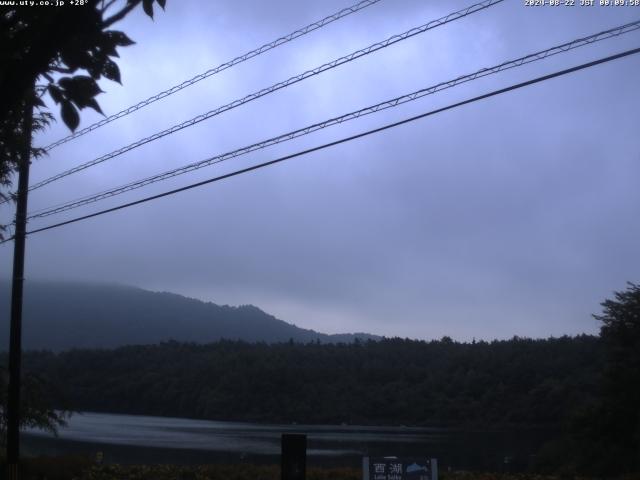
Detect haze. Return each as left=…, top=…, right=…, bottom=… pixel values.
left=1, top=0, right=639, bottom=340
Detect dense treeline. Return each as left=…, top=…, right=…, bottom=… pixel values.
left=17, top=335, right=600, bottom=428
left=4, top=282, right=638, bottom=476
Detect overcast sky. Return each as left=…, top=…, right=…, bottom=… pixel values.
left=2, top=0, right=639, bottom=340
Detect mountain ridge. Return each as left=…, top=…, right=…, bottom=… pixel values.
left=0, top=280, right=379, bottom=351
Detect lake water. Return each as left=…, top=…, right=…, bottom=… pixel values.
left=22, top=411, right=552, bottom=470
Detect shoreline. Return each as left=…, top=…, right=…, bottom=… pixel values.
left=21, top=433, right=362, bottom=468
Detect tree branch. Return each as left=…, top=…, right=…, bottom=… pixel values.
left=103, top=1, right=139, bottom=28
left=50, top=66, right=73, bottom=74
left=100, top=0, right=119, bottom=15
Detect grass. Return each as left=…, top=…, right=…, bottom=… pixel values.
left=3, top=456, right=640, bottom=480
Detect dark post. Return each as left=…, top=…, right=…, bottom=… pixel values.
left=281, top=433, right=306, bottom=480
left=7, top=102, right=33, bottom=480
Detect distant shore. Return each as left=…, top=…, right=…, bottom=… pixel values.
left=21, top=433, right=361, bottom=469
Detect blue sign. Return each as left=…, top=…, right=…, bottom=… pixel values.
left=363, top=457, right=437, bottom=480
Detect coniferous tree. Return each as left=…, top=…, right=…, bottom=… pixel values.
left=591, top=282, right=640, bottom=473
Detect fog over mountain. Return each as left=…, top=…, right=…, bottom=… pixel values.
left=0, top=281, right=379, bottom=351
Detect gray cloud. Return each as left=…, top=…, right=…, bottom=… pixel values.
left=2, top=0, right=639, bottom=340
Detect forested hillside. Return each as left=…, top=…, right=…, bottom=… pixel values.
left=19, top=335, right=600, bottom=427
left=0, top=281, right=377, bottom=350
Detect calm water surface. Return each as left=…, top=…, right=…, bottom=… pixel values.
left=22, top=411, right=551, bottom=470
left=26, top=411, right=445, bottom=455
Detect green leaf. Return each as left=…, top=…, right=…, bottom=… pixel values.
left=85, top=98, right=104, bottom=115
left=142, top=0, right=154, bottom=18
left=60, top=100, right=79, bottom=132
left=98, top=34, right=119, bottom=58
left=106, top=30, right=135, bottom=47
left=60, top=49, right=87, bottom=72
left=48, top=85, right=64, bottom=104
left=33, top=96, right=46, bottom=108
left=59, top=76, right=103, bottom=103
left=85, top=51, right=109, bottom=80
left=102, top=58, right=121, bottom=84
left=87, top=62, right=101, bottom=79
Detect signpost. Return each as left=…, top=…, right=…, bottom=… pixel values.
left=282, top=433, right=306, bottom=480
left=363, top=457, right=437, bottom=480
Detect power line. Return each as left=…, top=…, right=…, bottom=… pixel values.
left=26, top=20, right=640, bottom=220
left=41, top=0, right=384, bottom=152
left=6, top=46, right=636, bottom=242
left=24, top=0, right=504, bottom=195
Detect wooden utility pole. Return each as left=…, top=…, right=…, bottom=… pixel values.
left=6, top=101, right=33, bottom=480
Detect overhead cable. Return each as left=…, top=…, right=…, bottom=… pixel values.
left=6, top=46, right=636, bottom=242
left=26, top=20, right=640, bottom=220
left=41, top=0, right=385, bottom=151
left=25, top=0, right=504, bottom=195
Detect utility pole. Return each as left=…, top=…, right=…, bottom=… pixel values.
left=7, top=100, right=33, bottom=480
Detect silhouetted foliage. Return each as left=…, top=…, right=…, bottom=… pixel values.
left=0, top=0, right=165, bottom=234
left=11, top=336, right=600, bottom=429
left=596, top=282, right=640, bottom=457
left=534, top=283, right=640, bottom=476
left=0, top=365, right=69, bottom=444
left=584, top=283, right=640, bottom=474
